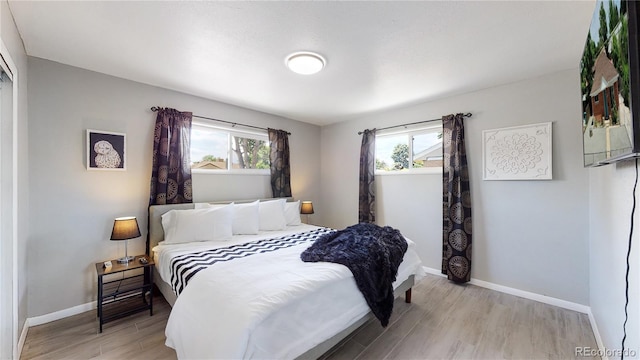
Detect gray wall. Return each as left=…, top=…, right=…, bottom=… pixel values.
left=589, top=162, right=639, bottom=355
left=27, top=57, right=321, bottom=316
left=1, top=0, right=29, bottom=349
left=320, top=69, right=591, bottom=305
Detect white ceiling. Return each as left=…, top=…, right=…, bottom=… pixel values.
left=8, top=0, right=595, bottom=126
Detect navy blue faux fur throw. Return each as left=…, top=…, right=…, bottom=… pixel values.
left=300, top=223, right=408, bottom=327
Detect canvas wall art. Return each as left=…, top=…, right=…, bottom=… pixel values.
left=87, top=129, right=126, bottom=171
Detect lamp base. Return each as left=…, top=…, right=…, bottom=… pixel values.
left=116, top=256, right=135, bottom=264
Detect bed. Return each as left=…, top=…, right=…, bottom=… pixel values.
left=148, top=198, right=424, bottom=359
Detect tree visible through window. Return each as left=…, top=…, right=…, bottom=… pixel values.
left=391, top=143, right=409, bottom=170
left=231, top=136, right=269, bottom=169
left=375, top=127, right=442, bottom=172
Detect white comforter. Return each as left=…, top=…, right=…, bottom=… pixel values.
left=154, top=225, right=424, bottom=359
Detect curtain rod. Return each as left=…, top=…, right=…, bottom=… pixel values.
left=357, top=112, right=472, bottom=135
left=150, top=106, right=291, bottom=135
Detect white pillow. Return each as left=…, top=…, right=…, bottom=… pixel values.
left=161, top=205, right=233, bottom=244
left=232, top=201, right=260, bottom=235
left=194, top=203, right=228, bottom=210
left=167, top=203, right=228, bottom=231
left=259, top=199, right=287, bottom=231
left=284, top=200, right=302, bottom=226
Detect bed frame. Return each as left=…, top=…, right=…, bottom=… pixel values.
left=147, top=198, right=414, bottom=359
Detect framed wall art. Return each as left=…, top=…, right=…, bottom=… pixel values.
left=482, top=122, right=552, bottom=180
left=86, top=129, right=126, bottom=171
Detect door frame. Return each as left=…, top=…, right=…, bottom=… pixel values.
left=0, top=36, right=19, bottom=359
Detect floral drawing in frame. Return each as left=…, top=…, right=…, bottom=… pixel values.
left=482, top=122, right=552, bottom=180
left=86, top=129, right=126, bottom=171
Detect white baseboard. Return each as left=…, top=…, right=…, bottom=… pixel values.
left=28, top=300, right=96, bottom=327
left=423, top=266, right=590, bottom=314
left=16, top=318, right=29, bottom=359
left=422, top=266, right=447, bottom=278
left=587, top=309, right=608, bottom=360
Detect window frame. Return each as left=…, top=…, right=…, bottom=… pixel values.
left=190, top=121, right=270, bottom=175
left=374, top=124, right=443, bottom=175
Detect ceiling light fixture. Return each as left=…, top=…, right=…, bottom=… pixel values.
left=285, top=52, right=326, bottom=75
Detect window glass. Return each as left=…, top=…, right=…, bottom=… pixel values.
left=190, top=126, right=229, bottom=170
left=375, top=127, right=442, bottom=172
left=376, top=134, right=408, bottom=171
left=412, top=132, right=443, bottom=168
left=190, top=124, right=270, bottom=171
left=230, top=135, right=270, bottom=169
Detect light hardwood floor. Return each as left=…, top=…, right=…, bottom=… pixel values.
left=21, top=274, right=598, bottom=359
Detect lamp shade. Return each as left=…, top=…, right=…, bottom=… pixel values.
left=110, top=217, right=141, bottom=241
left=300, top=201, right=314, bottom=215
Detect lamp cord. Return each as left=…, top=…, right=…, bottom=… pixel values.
left=113, top=272, right=125, bottom=300
left=621, top=157, right=637, bottom=360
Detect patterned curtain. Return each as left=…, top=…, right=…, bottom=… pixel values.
left=268, top=128, right=292, bottom=198
left=442, top=113, right=472, bottom=283
left=149, top=108, right=193, bottom=205
left=359, top=129, right=376, bottom=223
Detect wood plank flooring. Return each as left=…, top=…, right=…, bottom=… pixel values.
left=21, top=274, right=598, bottom=359
left=21, top=295, right=176, bottom=360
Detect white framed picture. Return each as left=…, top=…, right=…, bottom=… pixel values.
left=86, top=129, right=126, bottom=171
left=482, top=122, right=552, bottom=180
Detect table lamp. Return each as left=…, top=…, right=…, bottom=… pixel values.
left=300, top=201, right=314, bottom=224
left=110, top=216, right=141, bottom=264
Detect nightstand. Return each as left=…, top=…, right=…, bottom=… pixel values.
left=95, top=254, right=154, bottom=332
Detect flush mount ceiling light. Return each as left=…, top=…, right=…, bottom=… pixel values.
left=285, top=52, right=326, bottom=75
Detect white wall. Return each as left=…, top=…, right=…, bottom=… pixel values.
left=589, top=162, right=640, bottom=357
left=375, top=174, right=443, bottom=269
left=320, top=69, right=591, bottom=305
left=27, top=57, right=321, bottom=317
left=192, top=173, right=271, bottom=202
left=0, top=0, right=29, bottom=355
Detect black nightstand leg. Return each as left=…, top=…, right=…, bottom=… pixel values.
left=98, top=274, right=103, bottom=333
left=149, top=266, right=154, bottom=316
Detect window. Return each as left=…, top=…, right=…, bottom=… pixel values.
left=190, top=123, right=269, bottom=172
left=375, top=125, right=442, bottom=173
